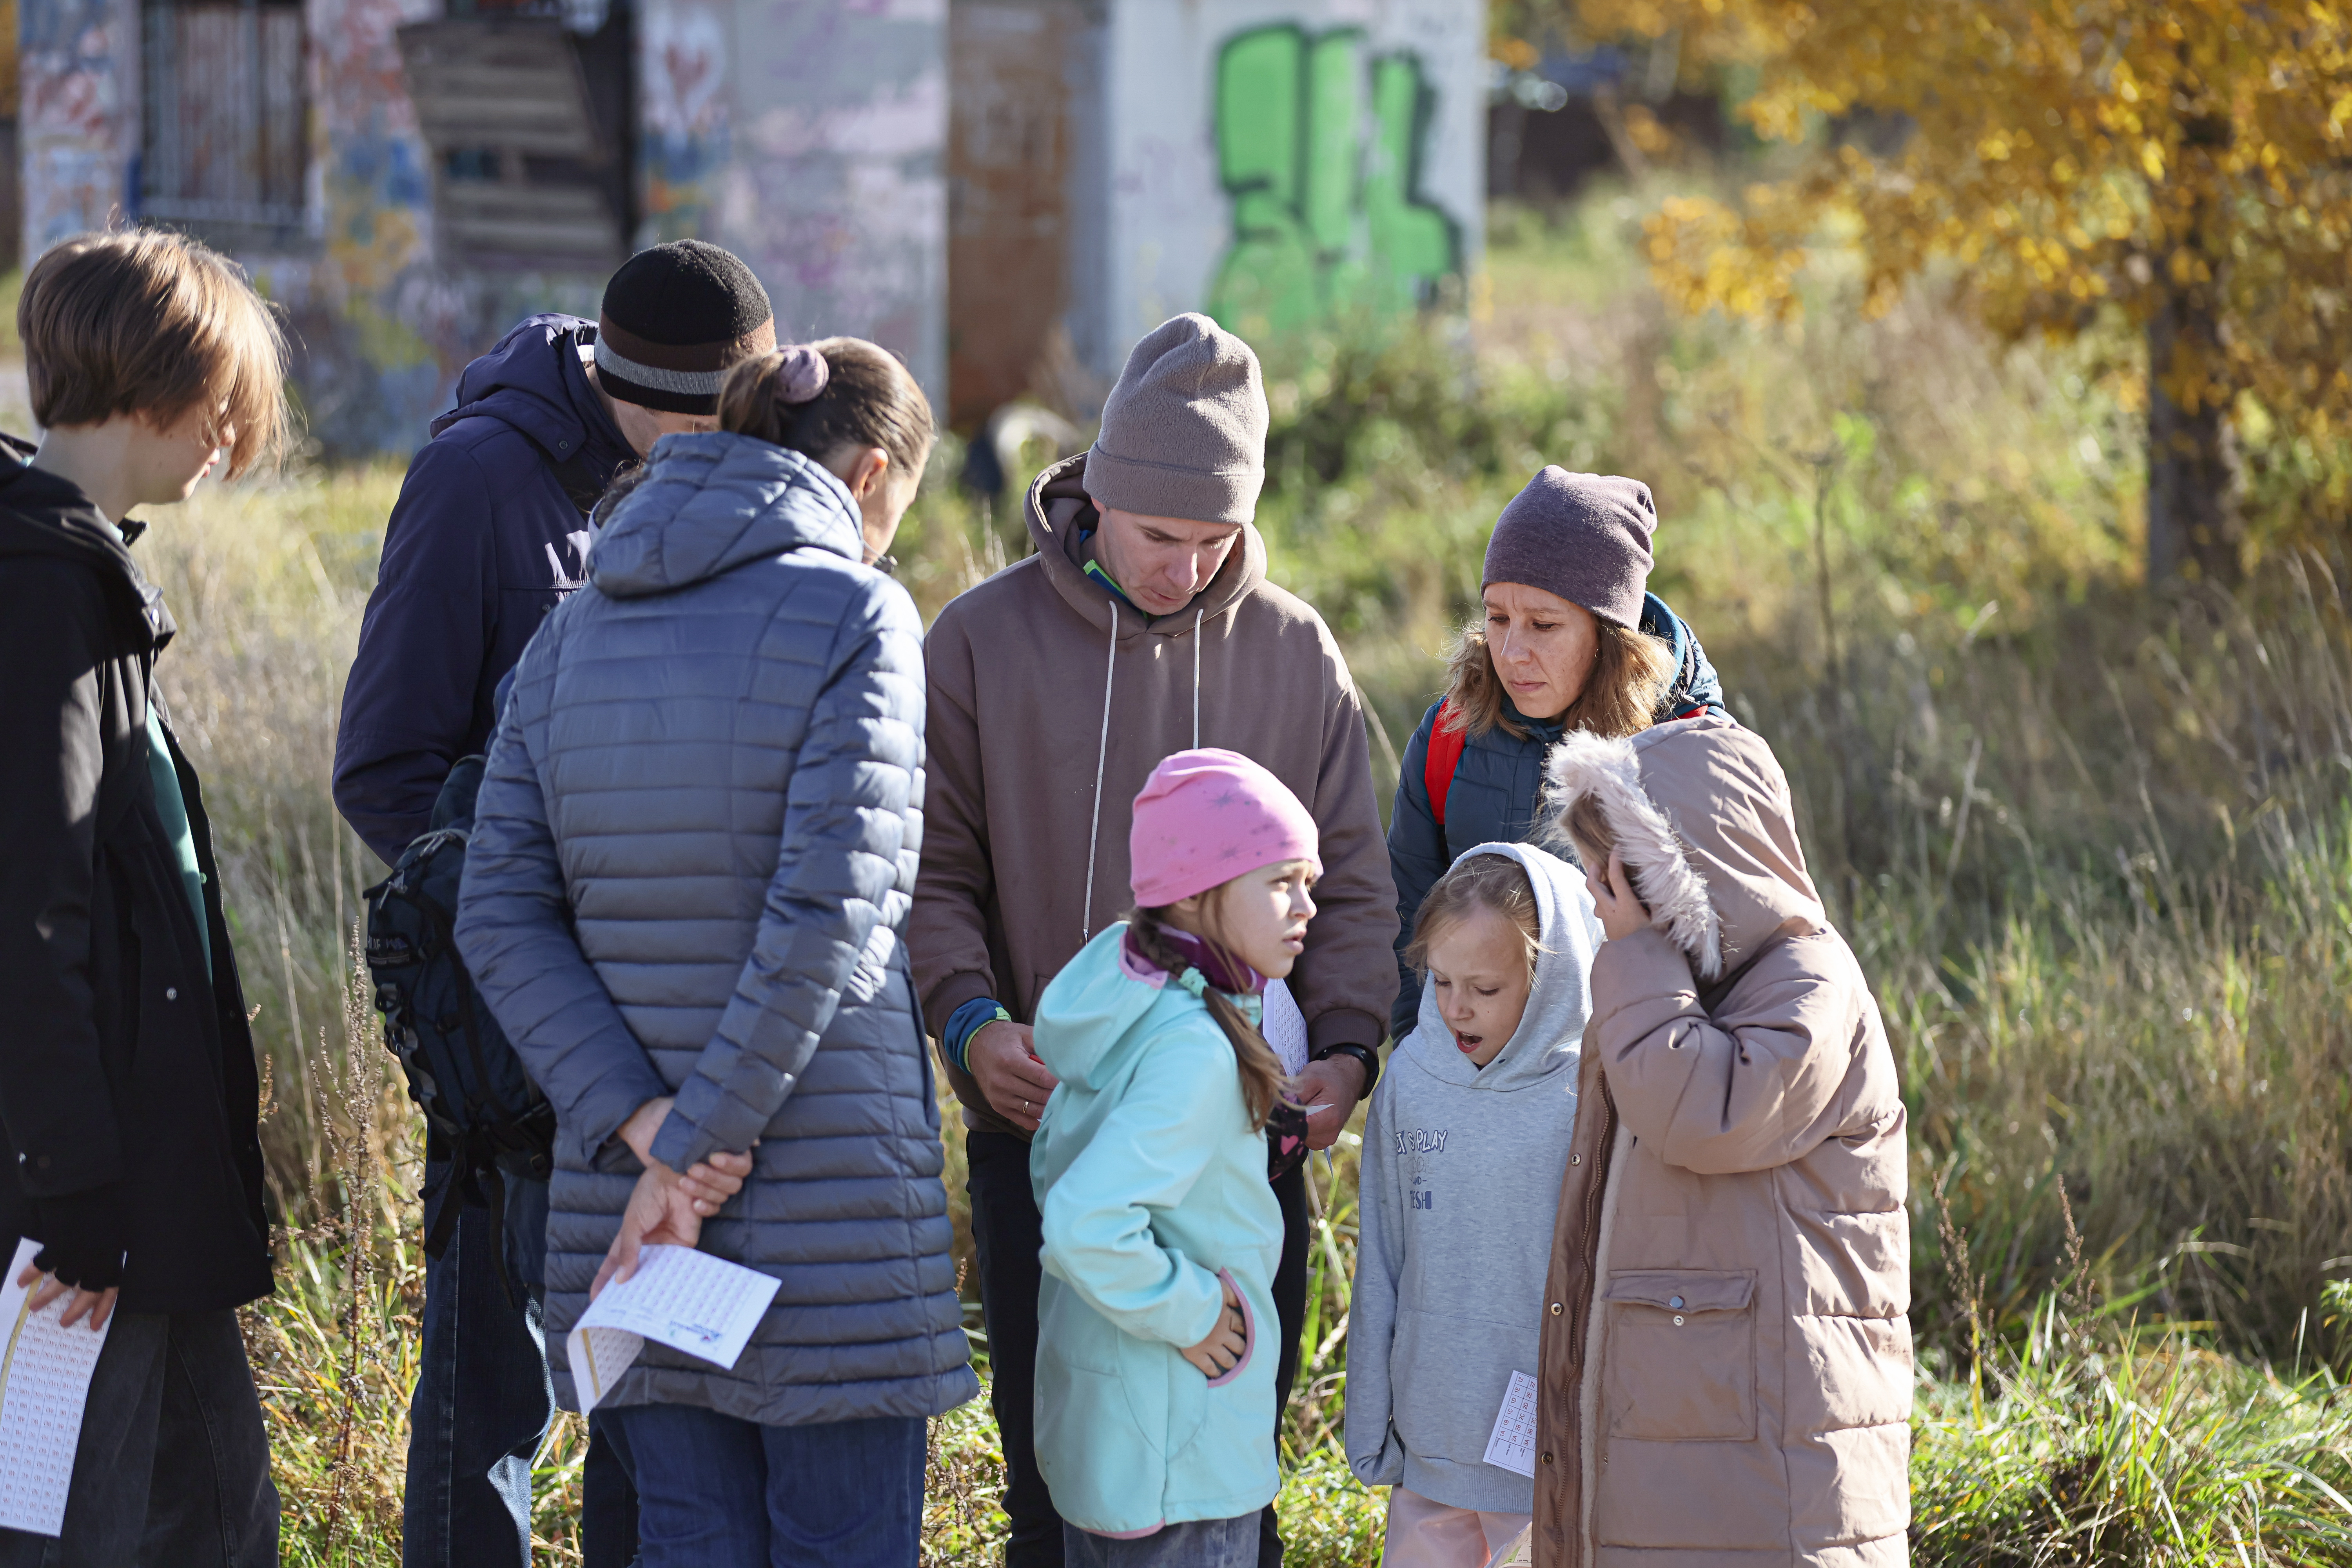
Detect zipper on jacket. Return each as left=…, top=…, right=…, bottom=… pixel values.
left=1555, top=1075, right=1617, bottom=1567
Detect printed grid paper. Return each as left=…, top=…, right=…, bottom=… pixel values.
left=565, top=1243, right=781, bottom=1414
left=0, top=1237, right=114, bottom=1537
left=1483, top=1369, right=1541, bottom=1479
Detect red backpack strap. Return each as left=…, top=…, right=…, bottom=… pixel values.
left=1423, top=700, right=1467, bottom=829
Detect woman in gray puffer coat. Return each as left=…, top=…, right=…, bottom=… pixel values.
left=456, top=340, right=977, bottom=1567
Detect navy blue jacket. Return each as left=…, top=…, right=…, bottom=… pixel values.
left=1385, top=592, right=1727, bottom=1036
left=334, top=315, right=636, bottom=865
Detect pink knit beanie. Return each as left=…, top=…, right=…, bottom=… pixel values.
left=1129, top=749, right=1321, bottom=908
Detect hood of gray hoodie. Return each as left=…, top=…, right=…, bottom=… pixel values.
left=1344, top=841, right=1601, bottom=1514
left=590, top=430, right=863, bottom=599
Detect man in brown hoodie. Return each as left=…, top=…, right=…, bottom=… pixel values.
left=912, top=313, right=1398, bottom=1566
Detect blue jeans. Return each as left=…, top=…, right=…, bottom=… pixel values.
left=1063, top=1517, right=1260, bottom=1568
left=403, top=1169, right=555, bottom=1568
left=604, top=1405, right=926, bottom=1568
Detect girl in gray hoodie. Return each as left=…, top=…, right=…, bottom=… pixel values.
left=1346, top=843, right=1601, bottom=1567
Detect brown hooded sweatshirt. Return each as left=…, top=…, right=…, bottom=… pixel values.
left=1532, top=714, right=1912, bottom=1568
left=911, top=453, right=1399, bottom=1138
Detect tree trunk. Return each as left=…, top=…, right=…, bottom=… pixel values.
left=2143, top=83, right=2243, bottom=591
left=2145, top=295, right=2241, bottom=588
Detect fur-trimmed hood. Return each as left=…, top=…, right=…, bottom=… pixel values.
left=1543, top=713, right=1820, bottom=979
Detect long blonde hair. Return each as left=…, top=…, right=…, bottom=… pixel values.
left=1439, top=615, right=1675, bottom=742
left=1125, top=903, right=1287, bottom=1130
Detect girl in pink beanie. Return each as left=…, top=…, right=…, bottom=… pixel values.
left=1025, top=749, right=1319, bottom=1562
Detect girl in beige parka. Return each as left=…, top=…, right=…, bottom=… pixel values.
left=1530, top=714, right=1911, bottom=1568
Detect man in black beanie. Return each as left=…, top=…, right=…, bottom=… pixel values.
left=335, top=240, right=774, bottom=1568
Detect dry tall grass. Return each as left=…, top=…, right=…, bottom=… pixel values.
left=91, top=187, right=2352, bottom=1559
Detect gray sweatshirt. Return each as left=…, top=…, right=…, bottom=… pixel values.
left=1345, top=841, right=1600, bottom=1513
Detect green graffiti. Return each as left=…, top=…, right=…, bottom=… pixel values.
left=1207, top=24, right=1461, bottom=338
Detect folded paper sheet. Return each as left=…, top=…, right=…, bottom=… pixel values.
left=565, top=1243, right=782, bottom=1414
left=1483, top=1369, right=1539, bottom=1479
left=1261, top=976, right=1309, bottom=1076
left=0, top=1237, right=114, bottom=1537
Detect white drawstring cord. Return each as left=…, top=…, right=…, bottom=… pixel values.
left=1080, top=606, right=1119, bottom=944
left=1192, top=608, right=1204, bottom=748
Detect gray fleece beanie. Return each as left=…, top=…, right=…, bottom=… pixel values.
left=1482, top=467, right=1657, bottom=629
left=1083, top=314, right=1268, bottom=524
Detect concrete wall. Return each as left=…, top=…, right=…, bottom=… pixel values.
left=18, top=0, right=947, bottom=454
left=944, top=0, right=1486, bottom=419
left=1094, top=0, right=1483, bottom=380
left=646, top=0, right=947, bottom=394
left=20, top=0, right=131, bottom=253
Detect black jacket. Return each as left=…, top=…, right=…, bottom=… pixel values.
left=0, top=453, right=274, bottom=1313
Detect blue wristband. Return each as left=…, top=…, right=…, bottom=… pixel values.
left=943, top=997, right=1013, bottom=1076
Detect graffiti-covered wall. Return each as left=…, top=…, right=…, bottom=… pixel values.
left=21, top=0, right=130, bottom=252
left=946, top=0, right=1484, bottom=415
left=648, top=0, right=947, bottom=392
left=18, top=0, right=946, bottom=454
left=1102, top=0, right=1482, bottom=374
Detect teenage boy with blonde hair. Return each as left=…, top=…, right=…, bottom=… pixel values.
left=0, top=228, right=292, bottom=1567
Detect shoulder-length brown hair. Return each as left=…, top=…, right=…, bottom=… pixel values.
left=1439, top=613, right=1676, bottom=743
left=20, top=227, right=293, bottom=478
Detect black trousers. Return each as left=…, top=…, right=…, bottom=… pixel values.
left=0, top=1308, right=278, bottom=1568
left=967, top=1129, right=1311, bottom=1568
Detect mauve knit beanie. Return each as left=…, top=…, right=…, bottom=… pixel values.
left=595, top=240, right=777, bottom=415
left=1482, top=466, right=1658, bottom=629
left=1083, top=314, right=1268, bottom=524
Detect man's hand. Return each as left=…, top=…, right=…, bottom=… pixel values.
left=969, top=1019, right=1058, bottom=1134
left=1587, top=848, right=1651, bottom=942
left=615, top=1095, right=757, bottom=1216
left=1179, top=1276, right=1249, bottom=1379
left=1291, top=1053, right=1368, bottom=1150
left=17, top=1259, right=115, bottom=1332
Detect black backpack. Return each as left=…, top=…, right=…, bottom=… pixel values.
left=362, top=757, right=555, bottom=1295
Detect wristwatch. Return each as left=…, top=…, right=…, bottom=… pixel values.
left=1308, top=1041, right=1381, bottom=1095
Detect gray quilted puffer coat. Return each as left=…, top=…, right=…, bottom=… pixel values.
left=454, top=430, right=977, bottom=1426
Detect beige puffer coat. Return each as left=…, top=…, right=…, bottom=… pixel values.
left=1531, top=715, right=1911, bottom=1568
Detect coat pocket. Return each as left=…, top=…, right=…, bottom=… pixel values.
left=1601, top=1269, right=1757, bottom=1442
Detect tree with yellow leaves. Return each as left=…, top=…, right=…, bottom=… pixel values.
left=1539, top=0, right=2352, bottom=585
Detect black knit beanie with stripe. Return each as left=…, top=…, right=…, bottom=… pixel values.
left=593, top=241, right=776, bottom=414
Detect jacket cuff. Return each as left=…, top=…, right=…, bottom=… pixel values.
left=647, top=1104, right=711, bottom=1174
left=572, top=1061, right=675, bottom=1169
left=924, top=969, right=998, bottom=1033
left=11, top=1154, right=125, bottom=1201
left=1306, top=1007, right=1384, bottom=1054
left=1590, top=928, right=1697, bottom=1017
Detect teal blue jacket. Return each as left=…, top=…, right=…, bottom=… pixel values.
left=1028, top=925, right=1285, bottom=1537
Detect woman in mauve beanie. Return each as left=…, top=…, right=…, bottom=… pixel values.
left=1083, top=314, right=1269, bottom=524
left=595, top=239, right=778, bottom=415
left=1483, top=466, right=1656, bottom=630
left=1379, top=465, right=1731, bottom=1038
